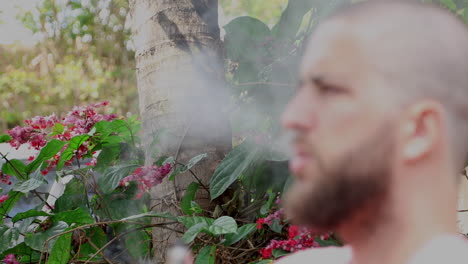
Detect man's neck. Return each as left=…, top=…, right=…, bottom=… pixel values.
left=337, top=178, right=458, bottom=264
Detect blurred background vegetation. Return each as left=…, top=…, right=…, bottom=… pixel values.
left=0, top=0, right=288, bottom=132
left=1, top=0, right=466, bottom=132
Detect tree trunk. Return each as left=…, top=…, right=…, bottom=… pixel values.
left=130, top=1, right=231, bottom=262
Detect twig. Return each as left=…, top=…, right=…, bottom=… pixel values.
left=175, top=161, right=209, bottom=192
left=0, top=152, right=53, bottom=210
left=86, top=238, right=114, bottom=264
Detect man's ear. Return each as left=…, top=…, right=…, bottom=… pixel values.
left=401, top=101, right=442, bottom=163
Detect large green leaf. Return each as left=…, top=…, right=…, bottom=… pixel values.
left=272, top=0, right=315, bottom=40
left=223, top=223, right=256, bottom=246
left=0, top=191, right=23, bottom=224
left=169, top=153, right=207, bottom=181
left=181, top=222, right=208, bottom=244
left=13, top=167, right=47, bottom=193
left=0, top=225, right=20, bottom=253
left=1, top=159, right=27, bottom=180
left=26, top=139, right=67, bottom=174
left=120, top=212, right=176, bottom=221
left=0, top=243, right=34, bottom=260
left=209, top=141, right=262, bottom=199
left=125, top=230, right=149, bottom=258
left=224, top=16, right=272, bottom=63
left=46, top=232, right=72, bottom=264
left=12, top=209, right=51, bottom=223
left=178, top=216, right=214, bottom=229
left=95, top=143, right=120, bottom=171
left=98, top=163, right=139, bottom=194
left=0, top=134, right=12, bottom=143
left=195, top=245, right=216, bottom=264
left=24, top=221, right=68, bottom=252
left=52, top=207, right=94, bottom=225
left=180, top=182, right=200, bottom=215
left=206, top=216, right=237, bottom=235
left=57, top=134, right=90, bottom=170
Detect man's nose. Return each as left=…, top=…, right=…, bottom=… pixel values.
left=281, top=94, right=317, bottom=131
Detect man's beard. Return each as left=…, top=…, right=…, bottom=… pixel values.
left=284, top=125, right=394, bottom=232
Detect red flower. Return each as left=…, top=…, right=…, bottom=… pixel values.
left=256, top=218, right=265, bottom=229
left=288, top=225, right=299, bottom=239
left=0, top=194, right=9, bottom=204
left=259, top=248, right=272, bottom=259
left=3, top=254, right=19, bottom=264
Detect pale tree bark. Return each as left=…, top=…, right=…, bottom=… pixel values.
left=129, top=0, right=231, bottom=262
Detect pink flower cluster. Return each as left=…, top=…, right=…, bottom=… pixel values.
left=59, top=102, right=117, bottom=138
left=256, top=208, right=284, bottom=229
left=3, top=254, right=19, bottom=264
left=6, top=102, right=117, bottom=174
left=119, top=163, right=172, bottom=199
left=0, top=194, right=9, bottom=204
left=0, top=172, right=12, bottom=185
left=259, top=225, right=324, bottom=259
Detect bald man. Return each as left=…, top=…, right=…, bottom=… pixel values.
left=279, top=1, right=468, bottom=264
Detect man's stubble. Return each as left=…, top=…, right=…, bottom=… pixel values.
left=284, top=123, right=395, bottom=232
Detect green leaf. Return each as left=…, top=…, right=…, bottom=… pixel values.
left=120, top=212, right=177, bottom=221
left=315, top=237, right=341, bottom=247
left=178, top=216, right=214, bottom=229
left=24, top=221, right=68, bottom=251
left=206, top=216, right=237, bottom=235
left=272, top=0, right=315, bottom=40
left=186, top=153, right=208, bottom=169
left=95, top=143, right=120, bottom=171
left=224, top=16, right=272, bottom=63
left=77, top=227, right=106, bottom=260
left=0, top=191, right=23, bottom=224
left=12, top=209, right=51, bottom=223
left=223, top=223, right=256, bottom=246
left=269, top=219, right=283, bottom=234
left=0, top=225, right=20, bottom=253
left=98, top=163, right=139, bottom=193
left=46, top=232, right=72, bottom=264
left=441, top=0, right=457, bottom=10
left=2, top=159, right=27, bottom=180
left=51, top=123, right=65, bottom=136
left=0, top=134, right=12, bottom=143
left=52, top=208, right=94, bottom=225
left=169, top=153, right=208, bottom=181
left=272, top=249, right=289, bottom=258
left=57, top=134, right=90, bottom=170
left=26, top=140, right=67, bottom=174
left=209, top=141, right=262, bottom=199
left=0, top=243, right=34, bottom=260
left=181, top=223, right=208, bottom=244
left=195, top=245, right=216, bottom=264
left=181, top=182, right=200, bottom=215
left=125, top=230, right=149, bottom=258
left=13, top=167, right=47, bottom=193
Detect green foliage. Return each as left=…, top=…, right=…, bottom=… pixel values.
left=98, top=163, right=139, bottom=194
left=195, top=245, right=217, bottom=264
left=13, top=168, right=47, bottom=193
left=24, top=221, right=69, bottom=252
left=47, top=232, right=72, bottom=264
left=181, top=182, right=200, bottom=215
left=209, top=141, right=263, bottom=199
left=224, top=223, right=257, bottom=246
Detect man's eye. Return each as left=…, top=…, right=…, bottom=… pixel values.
left=317, top=84, right=343, bottom=94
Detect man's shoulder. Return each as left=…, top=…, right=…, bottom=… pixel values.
left=274, top=246, right=352, bottom=264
